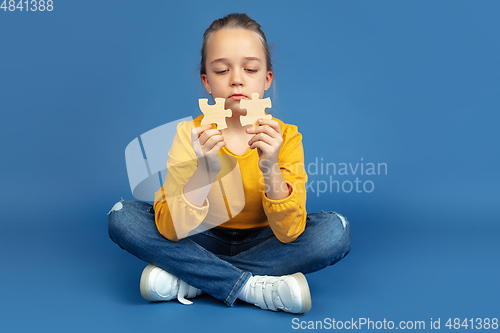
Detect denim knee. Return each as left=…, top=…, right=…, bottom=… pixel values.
left=107, top=199, right=127, bottom=247
left=327, top=212, right=351, bottom=262
left=304, top=211, right=351, bottom=269
left=107, top=200, right=154, bottom=248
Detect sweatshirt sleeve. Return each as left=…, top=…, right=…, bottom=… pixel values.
left=153, top=121, right=209, bottom=241
left=262, top=123, right=308, bottom=243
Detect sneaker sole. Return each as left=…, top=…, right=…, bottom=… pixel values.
left=290, top=272, right=312, bottom=313
left=140, top=264, right=159, bottom=301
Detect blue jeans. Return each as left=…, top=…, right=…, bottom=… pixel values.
left=107, top=200, right=351, bottom=306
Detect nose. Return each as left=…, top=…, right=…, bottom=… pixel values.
left=230, top=69, right=244, bottom=87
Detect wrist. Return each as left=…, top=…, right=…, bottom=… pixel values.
left=260, top=161, right=279, bottom=178
left=196, top=162, right=220, bottom=183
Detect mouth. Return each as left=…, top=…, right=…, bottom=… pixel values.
left=229, top=94, right=248, bottom=100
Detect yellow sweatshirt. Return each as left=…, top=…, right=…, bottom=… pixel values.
left=154, top=114, right=308, bottom=243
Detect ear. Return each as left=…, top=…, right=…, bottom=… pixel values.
left=265, top=70, right=274, bottom=91
left=201, top=74, right=211, bottom=93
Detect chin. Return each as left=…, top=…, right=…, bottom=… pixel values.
left=230, top=108, right=246, bottom=115
left=225, top=101, right=242, bottom=111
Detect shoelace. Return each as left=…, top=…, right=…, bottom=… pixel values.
left=177, top=280, right=193, bottom=305
left=160, top=271, right=201, bottom=305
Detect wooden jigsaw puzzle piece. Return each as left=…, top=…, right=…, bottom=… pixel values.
left=199, top=97, right=232, bottom=130
left=239, top=93, right=272, bottom=128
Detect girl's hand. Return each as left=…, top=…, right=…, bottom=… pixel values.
left=246, top=119, right=283, bottom=174
left=191, top=124, right=226, bottom=175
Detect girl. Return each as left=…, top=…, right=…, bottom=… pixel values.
left=108, top=13, right=351, bottom=314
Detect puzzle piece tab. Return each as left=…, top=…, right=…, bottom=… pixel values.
left=239, top=93, right=272, bottom=128
left=199, top=98, right=232, bottom=129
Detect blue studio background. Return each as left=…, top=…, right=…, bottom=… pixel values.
left=1, top=0, right=499, bottom=332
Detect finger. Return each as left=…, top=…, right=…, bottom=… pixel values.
left=248, top=127, right=283, bottom=146
left=191, top=124, right=213, bottom=143
left=202, top=133, right=224, bottom=151
left=245, top=126, right=256, bottom=134
left=249, top=141, right=272, bottom=159
left=247, top=122, right=281, bottom=139
left=199, top=129, right=223, bottom=146
left=193, top=124, right=213, bottom=137
left=257, top=119, right=282, bottom=136
left=249, top=139, right=271, bottom=152
left=248, top=132, right=276, bottom=147
left=207, top=140, right=226, bottom=154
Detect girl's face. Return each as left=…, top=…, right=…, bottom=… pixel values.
left=201, top=28, right=273, bottom=115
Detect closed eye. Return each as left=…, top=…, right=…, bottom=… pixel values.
left=215, top=69, right=257, bottom=74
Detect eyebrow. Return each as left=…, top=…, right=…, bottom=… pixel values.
left=210, top=57, right=262, bottom=65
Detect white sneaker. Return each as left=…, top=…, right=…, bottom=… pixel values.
left=140, top=264, right=203, bottom=305
left=250, top=273, right=312, bottom=313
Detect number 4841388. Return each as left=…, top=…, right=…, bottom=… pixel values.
left=445, top=318, right=498, bottom=330
left=1, top=0, right=54, bottom=11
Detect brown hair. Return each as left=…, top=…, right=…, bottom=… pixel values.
left=200, top=13, right=273, bottom=76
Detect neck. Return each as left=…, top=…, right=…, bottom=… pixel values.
left=223, top=112, right=249, bottom=134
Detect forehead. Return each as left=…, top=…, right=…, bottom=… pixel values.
left=206, top=28, right=265, bottom=61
